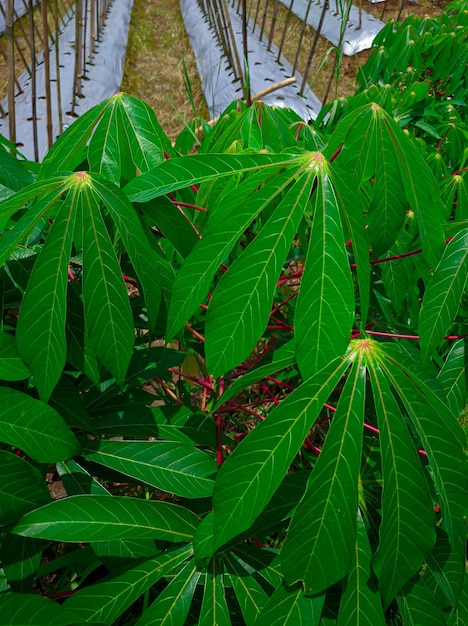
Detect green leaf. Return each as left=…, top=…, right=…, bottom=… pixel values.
left=0, top=332, right=30, bottom=381
left=0, top=176, right=69, bottom=235
left=79, top=179, right=134, bottom=384
left=419, top=229, right=468, bottom=361
left=295, top=168, right=354, bottom=379
left=447, top=570, right=468, bottom=626
left=82, top=439, right=217, bottom=499
left=39, top=98, right=113, bottom=178
left=368, top=356, right=436, bottom=607
left=437, top=340, right=467, bottom=415
left=0, top=535, right=44, bottom=593
left=329, top=167, right=370, bottom=326
left=397, top=573, right=446, bottom=626
left=196, top=356, right=350, bottom=559
left=124, top=153, right=301, bottom=203
left=49, top=375, right=95, bottom=432
left=282, top=354, right=366, bottom=594
left=11, top=495, right=199, bottom=543
left=0, top=387, right=81, bottom=462
left=91, top=175, right=162, bottom=331
left=0, top=594, right=82, bottom=626
left=64, top=545, right=192, bottom=625
left=0, top=451, right=50, bottom=524
left=199, top=556, right=231, bottom=626
left=256, top=582, right=325, bottom=626
left=206, top=168, right=314, bottom=376
left=56, top=459, right=111, bottom=495
left=87, top=93, right=171, bottom=185
left=337, top=513, right=386, bottom=626
left=136, top=559, right=200, bottom=626
left=212, top=340, right=296, bottom=411
left=379, top=345, right=468, bottom=600
left=223, top=553, right=269, bottom=626
left=16, top=198, right=77, bottom=400
left=167, top=166, right=299, bottom=338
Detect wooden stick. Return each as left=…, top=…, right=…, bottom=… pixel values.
left=201, top=76, right=297, bottom=131
left=6, top=0, right=16, bottom=146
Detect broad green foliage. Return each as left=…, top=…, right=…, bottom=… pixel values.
left=0, top=6, right=467, bottom=625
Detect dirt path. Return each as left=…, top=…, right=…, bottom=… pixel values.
left=121, top=0, right=446, bottom=142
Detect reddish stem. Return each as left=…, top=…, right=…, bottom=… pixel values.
left=168, top=368, right=214, bottom=391
left=216, top=411, right=224, bottom=466
left=270, top=292, right=298, bottom=316
left=172, top=200, right=206, bottom=213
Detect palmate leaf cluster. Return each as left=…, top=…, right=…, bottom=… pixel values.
left=0, top=3, right=467, bottom=624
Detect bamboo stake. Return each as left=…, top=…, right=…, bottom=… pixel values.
left=20, top=0, right=43, bottom=45
left=242, top=0, right=250, bottom=105
left=6, top=0, right=16, bottom=146
left=223, top=0, right=244, bottom=83
left=0, top=38, right=23, bottom=94
left=299, top=0, right=329, bottom=96
left=201, top=76, right=297, bottom=131
left=82, top=0, right=88, bottom=77
left=259, top=0, right=268, bottom=41
left=293, top=0, right=312, bottom=74
left=54, top=0, right=63, bottom=134
left=41, top=0, right=53, bottom=149
left=0, top=2, right=33, bottom=77
left=29, top=0, right=39, bottom=160
left=267, top=0, right=279, bottom=52
left=90, top=0, right=96, bottom=57
left=72, top=0, right=83, bottom=115
left=277, top=0, right=294, bottom=62
left=252, top=0, right=262, bottom=33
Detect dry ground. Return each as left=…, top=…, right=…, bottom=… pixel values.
left=121, top=0, right=446, bottom=142
left=121, top=0, right=208, bottom=141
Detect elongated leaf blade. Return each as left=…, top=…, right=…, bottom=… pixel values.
left=256, top=582, right=325, bottom=626
left=224, top=553, right=269, bottom=626
left=167, top=167, right=299, bottom=338
left=64, top=546, right=192, bottom=624
left=213, top=340, right=296, bottom=411
left=136, top=560, right=200, bottom=626
left=0, top=176, right=69, bottom=233
left=124, top=153, right=301, bottom=203
left=82, top=440, right=217, bottom=499
left=379, top=345, right=468, bottom=600
left=80, top=179, right=134, bottom=383
left=91, top=175, right=162, bottom=331
left=397, top=574, right=446, bottom=626
left=337, top=512, right=386, bottom=626
left=329, top=167, right=370, bottom=326
left=0, top=594, right=82, bottom=626
left=419, top=229, right=468, bottom=361
left=39, top=98, right=113, bottom=178
left=282, top=355, right=366, bottom=594
left=1, top=535, right=44, bottom=593
left=368, top=358, right=436, bottom=607
left=0, top=387, right=81, bottom=462
left=437, top=340, right=467, bottom=415
left=197, top=356, right=350, bottom=558
left=17, top=197, right=76, bottom=401
left=0, top=451, right=50, bottom=524
left=11, top=495, right=199, bottom=543
left=0, top=332, right=30, bottom=381
left=206, top=168, right=314, bottom=376
left=295, top=169, right=354, bottom=379
left=382, top=112, right=445, bottom=267
left=199, top=557, right=231, bottom=626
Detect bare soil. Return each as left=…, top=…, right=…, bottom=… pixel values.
left=121, top=0, right=208, bottom=142
left=121, top=0, right=447, bottom=142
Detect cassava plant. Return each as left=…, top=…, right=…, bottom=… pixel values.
left=0, top=4, right=467, bottom=624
